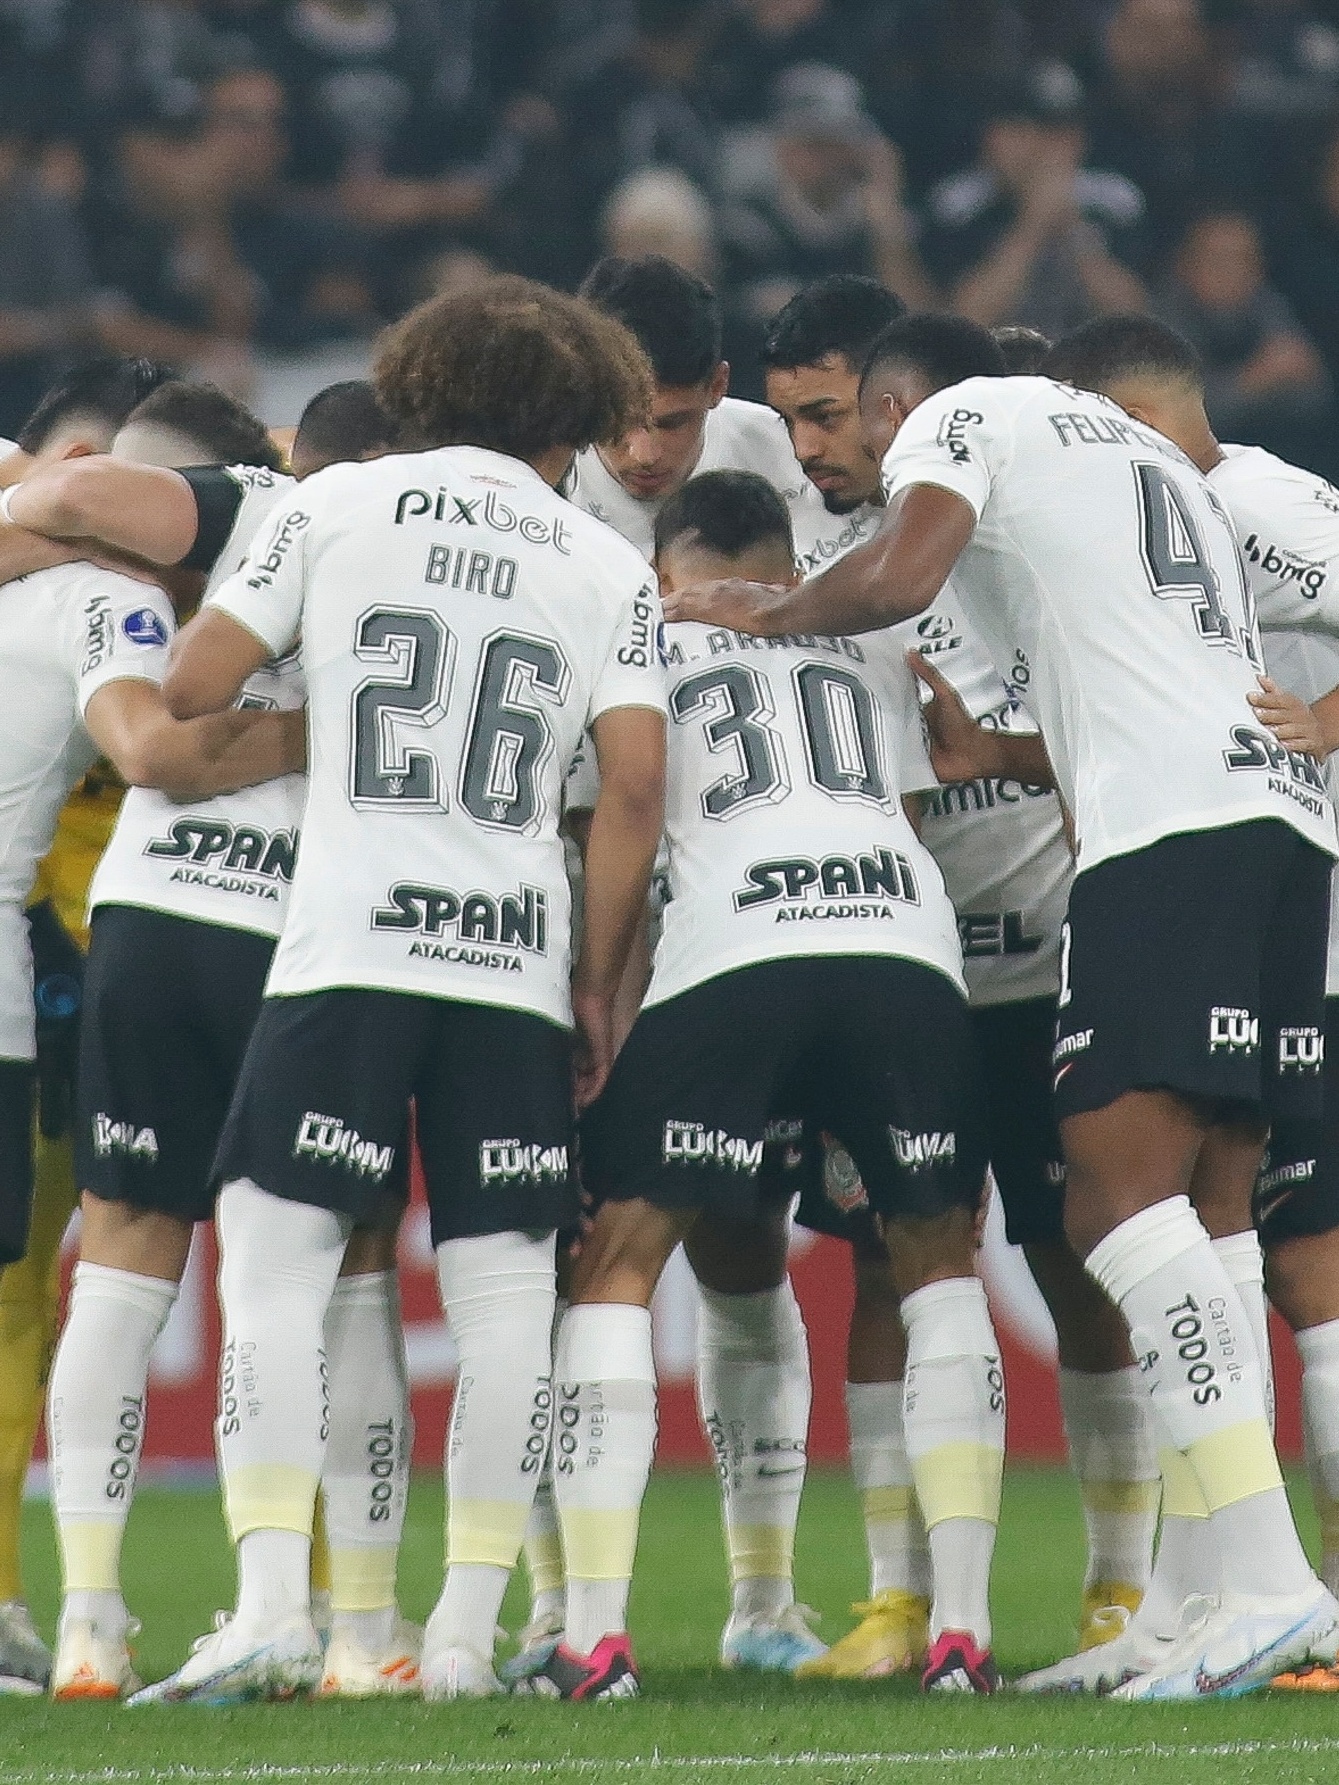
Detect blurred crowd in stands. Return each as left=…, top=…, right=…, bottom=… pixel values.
left=5, top=0, right=1339, bottom=472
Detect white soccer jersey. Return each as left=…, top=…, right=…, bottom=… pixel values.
left=0, top=566, right=175, bottom=1058
left=911, top=591, right=1071, bottom=1007
left=647, top=623, right=961, bottom=1007
left=89, top=466, right=307, bottom=937
left=1209, top=443, right=1339, bottom=992
left=880, top=376, right=1338, bottom=871
left=208, top=446, right=666, bottom=1024
left=565, top=397, right=815, bottom=560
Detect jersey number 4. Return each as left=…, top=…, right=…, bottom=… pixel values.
left=670, top=660, right=888, bottom=819
left=349, top=606, right=570, bottom=830
left=1134, top=462, right=1260, bottom=666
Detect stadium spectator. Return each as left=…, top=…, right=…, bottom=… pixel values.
left=708, top=0, right=861, bottom=126
left=602, top=168, right=717, bottom=280
left=1157, top=206, right=1330, bottom=462
left=717, top=64, right=936, bottom=331
left=1273, top=120, right=1339, bottom=428
left=922, top=68, right=1148, bottom=336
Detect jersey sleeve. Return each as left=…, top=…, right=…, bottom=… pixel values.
left=587, top=574, right=669, bottom=723
left=205, top=495, right=311, bottom=657
left=71, top=574, right=176, bottom=714
left=879, top=378, right=1011, bottom=521
left=1216, top=458, right=1339, bottom=636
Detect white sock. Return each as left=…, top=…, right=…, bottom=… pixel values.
left=1298, top=1318, right=1339, bottom=1596
left=323, top=1269, right=412, bottom=1640
left=696, top=1281, right=809, bottom=1621
left=901, top=1277, right=1004, bottom=1646
left=845, top=1380, right=931, bottom=1600
left=522, top=1296, right=566, bottom=1628
left=1087, top=1196, right=1311, bottom=1602
left=48, top=1262, right=178, bottom=1627
left=554, top=1302, right=657, bottom=1655
left=216, top=1178, right=350, bottom=1633
left=1132, top=1455, right=1219, bottom=1639
left=429, top=1230, right=556, bottom=1660
left=1212, top=1230, right=1274, bottom=1431
left=1057, top=1366, right=1159, bottom=1595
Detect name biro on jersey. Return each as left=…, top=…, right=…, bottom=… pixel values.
left=371, top=880, right=548, bottom=969
left=733, top=847, right=920, bottom=919
left=1222, top=725, right=1328, bottom=817
left=394, top=485, right=573, bottom=554
left=145, top=819, right=298, bottom=898
left=1240, top=533, right=1326, bottom=599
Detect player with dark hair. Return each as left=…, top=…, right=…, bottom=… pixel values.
left=666, top=309, right=1339, bottom=1699
left=757, top=284, right=1155, bottom=1680
left=291, top=382, right=397, bottom=480
left=991, top=327, right=1053, bottom=375
left=1018, top=312, right=1339, bottom=1694
left=116, top=382, right=285, bottom=476
left=521, top=466, right=1005, bottom=1700
left=124, top=278, right=666, bottom=1706
left=10, top=360, right=174, bottom=471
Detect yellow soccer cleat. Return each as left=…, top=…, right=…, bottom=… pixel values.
left=1079, top=1582, right=1144, bottom=1651
left=794, top=1590, right=930, bottom=1680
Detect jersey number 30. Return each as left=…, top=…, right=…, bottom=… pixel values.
left=349, top=606, right=569, bottom=830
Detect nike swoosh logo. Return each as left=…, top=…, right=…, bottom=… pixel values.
left=756, top=1464, right=806, bottom=1478
left=1192, top=1610, right=1322, bottom=1695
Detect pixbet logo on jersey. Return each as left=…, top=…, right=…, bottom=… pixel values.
left=663, top=1121, right=763, bottom=1173
left=1279, top=1026, right=1324, bottom=1073
left=393, top=485, right=572, bottom=553
left=293, top=1112, right=396, bottom=1182
left=1209, top=1006, right=1259, bottom=1054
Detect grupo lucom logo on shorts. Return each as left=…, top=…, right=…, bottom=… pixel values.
left=662, top=1121, right=763, bottom=1174
left=293, top=1111, right=396, bottom=1182
left=1208, top=1006, right=1259, bottom=1055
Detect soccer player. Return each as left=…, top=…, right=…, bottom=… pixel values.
left=761, top=289, right=1157, bottom=1676
left=289, top=382, right=397, bottom=481
left=525, top=468, right=1004, bottom=1702
left=1029, top=313, right=1339, bottom=1690
left=0, top=358, right=176, bottom=1695
left=10, top=379, right=421, bottom=1699
left=665, top=313, right=1339, bottom=1698
left=130, top=278, right=666, bottom=1706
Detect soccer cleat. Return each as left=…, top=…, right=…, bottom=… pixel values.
left=50, top=1615, right=142, bottom=1701
left=794, top=1590, right=929, bottom=1680
left=1272, top=1662, right=1339, bottom=1691
left=1112, top=1584, right=1339, bottom=1701
left=1015, top=1607, right=1172, bottom=1695
left=317, top=1618, right=422, bottom=1698
left=499, top=1610, right=565, bottom=1688
left=1079, top=1582, right=1144, bottom=1651
left=513, top=1634, right=640, bottom=1701
left=126, top=1612, right=322, bottom=1706
left=0, top=1601, right=51, bottom=1695
left=720, top=1603, right=826, bottom=1673
left=420, top=1641, right=503, bottom=1701
left=921, top=1628, right=999, bottom=1694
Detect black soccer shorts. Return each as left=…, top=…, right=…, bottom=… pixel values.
left=0, top=1058, right=34, bottom=1265
left=1253, top=993, right=1339, bottom=1246
left=581, top=954, right=988, bottom=1227
left=212, top=986, right=579, bottom=1243
left=76, top=905, right=276, bottom=1223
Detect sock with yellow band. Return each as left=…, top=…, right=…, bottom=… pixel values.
left=429, top=1230, right=556, bottom=1662
left=521, top=1298, right=567, bottom=1631
left=901, top=1277, right=1004, bottom=1647
left=553, top=1302, right=657, bottom=1656
left=845, top=1380, right=931, bottom=1599
left=1132, top=1447, right=1218, bottom=1638
left=1086, top=1195, right=1313, bottom=1602
left=215, top=1179, right=350, bottom=1635
left=47, top=1261, right=178, bottom=1635
left=1058, top=1365, right=1159, bottom=1611
left=696, top=1282, right=809, bottom=1624
left=323, top=1270, right=411, bottom=1653
left=0, top=1132, right=76, bottom=1605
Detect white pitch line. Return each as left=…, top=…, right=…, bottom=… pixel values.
left=15, top=1738, right=1339, bottom=1784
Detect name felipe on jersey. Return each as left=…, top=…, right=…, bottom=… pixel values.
left=394, top=484, right=573, bottom=553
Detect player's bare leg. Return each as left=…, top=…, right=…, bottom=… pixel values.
left=47, top=1195, right=190, bottom=1699
left=875, top=1204, right=1003, bottom=1693
left=1062, top=1090, right=1337, bottom=1701
left=684, top=1208, right=821, bottom=1671
left=527, top=1199, right=696, bottom=1700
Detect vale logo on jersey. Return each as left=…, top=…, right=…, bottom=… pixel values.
left=122, top=608, right=169, bottom=648
left=733, top=846, right=920, bottom=921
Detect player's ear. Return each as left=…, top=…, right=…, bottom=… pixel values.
left=706, top=362, right=729, bottom=408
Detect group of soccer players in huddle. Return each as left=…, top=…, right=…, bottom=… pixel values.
left=3, top=250, right=1339, bottom=1707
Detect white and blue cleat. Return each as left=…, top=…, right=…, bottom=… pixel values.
left=126, top=1612, right=322, bottom=1707
left=1112, top=1584, right=1339, bottom=1701
left=720, top=1604, right=827, bottom=1674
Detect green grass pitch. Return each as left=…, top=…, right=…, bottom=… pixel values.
left=5, top=1466, right=1339, bottom=1784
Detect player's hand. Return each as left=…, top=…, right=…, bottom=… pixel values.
left=571, top=985, right=616, bottom=1110
left=1249, top=675, right=1327, bottom=759
left=907, top=649, right=1003, bottom=782
left=661, top=578, right=794, bottom=635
